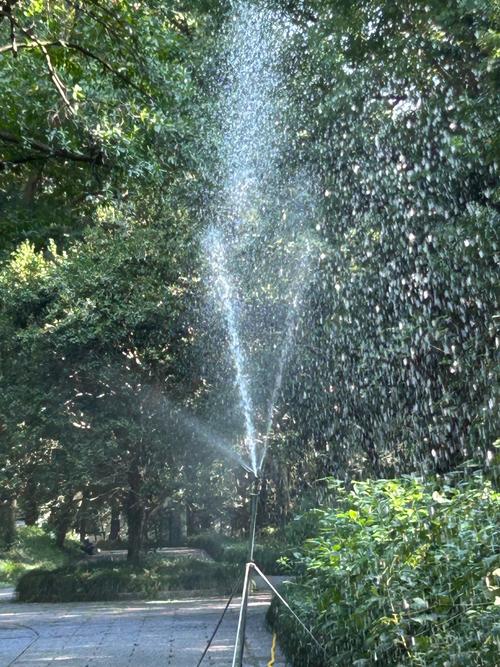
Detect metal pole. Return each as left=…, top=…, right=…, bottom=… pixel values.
left=248, top=477, right=260, bottom=562
left=231, top=562, right=252, bottom=667
left=232, top=476, right=260, bottom=667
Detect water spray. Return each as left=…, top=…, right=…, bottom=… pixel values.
left=200, top=3, right=320, bottom=663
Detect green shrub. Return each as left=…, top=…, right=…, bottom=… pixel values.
left=16, top=557, right=240, bottom=602
left=223, top=541, right=287, bottom=573
left=187, top=532, right=288, bottom=574
left=187, top=533, right=228, bottom=560
left=0, top=526, right=78, bottom=584
left=0, top=560, right=26, bottom=582
left=156, top=558, right=240, bottom=592
left=16, top=566, right=135, bottom=602
left=94, top=538, right=128, bottom=551
left=268, top=473, right=500, bottom=666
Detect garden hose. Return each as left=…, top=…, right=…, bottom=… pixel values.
left=267, top=632, right=277, bottom=667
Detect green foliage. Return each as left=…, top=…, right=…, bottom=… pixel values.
left=17, top=565, right=138, bottom=602
left=0, top=0, right=215, bottom=562
left=0, top=208, right=201, bottom=561
left=269, top=473, right=500, bottom=666
left=1, top=0, right=498, bottom=600
left=16, top=556, right=239, bottom=602
left=0, top=526, right=78, bottom=584
left=187, top=532, right=288, bottom=574
left=0, top=0, right=221, bottom=252
left=224, top=542, right=287, bottom=574
left=154, top=558, right=239, bottom=593
left=187, top=532, right=228, bottom=560
left=268, top=0, right=500, bottom=481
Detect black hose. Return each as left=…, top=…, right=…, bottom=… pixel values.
left=196, top=573, right=244, bottom=667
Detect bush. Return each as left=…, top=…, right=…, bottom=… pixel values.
left=268, top=473, right=500, bottom=666
left=16, top=557, right=240, bottom=602
left=0, top=526, right=78, bottom=585
left=17, top=565, right=140, bottom=602
left=187, top=533, right=228, bottom=561
left=156, top=559, right=239, bottom=592
left=187, top=532, right=288, bottom=574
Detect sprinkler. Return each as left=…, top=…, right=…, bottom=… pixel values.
left=232, top=474, right=261, bottom=667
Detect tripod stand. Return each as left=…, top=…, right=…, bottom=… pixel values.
left=231, top=475, right=324, bottom=667
left=232, top=475, right=260, bottom=667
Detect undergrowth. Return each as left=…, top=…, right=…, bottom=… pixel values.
left=16, top=557, right=240, bottom=602
left=268, top=472, right=500, bottom=667
left=187, top=533, right=288, bottom=574
left=0, top=526, right=79, bottom=585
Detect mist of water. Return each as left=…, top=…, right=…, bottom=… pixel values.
left=203, top=226, right=259, bottom=473
left=201, top=1, right=315, bottom=476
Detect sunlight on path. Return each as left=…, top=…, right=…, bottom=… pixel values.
left=0, top=592, right=288, bottom=666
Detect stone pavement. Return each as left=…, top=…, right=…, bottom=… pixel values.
left=0, top=588, right=289, bottom=666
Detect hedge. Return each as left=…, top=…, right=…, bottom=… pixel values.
left=16, top=557, right=239, bottom=602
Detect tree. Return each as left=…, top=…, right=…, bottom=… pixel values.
left=266, top=0, right=499, bottom=484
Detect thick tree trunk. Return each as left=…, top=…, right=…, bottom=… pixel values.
left=78, top=494, right=89, bottom=542
left=169, top=505, right=187, bottom=546
left=51, top=496, right=75, bottom=549
left=79, top=518, right=87, bottom=543
left=126, top=464, right=144, bottom=564
left=22, top=167, right=43, bottom=205
left=186, top=505, right=195, bottom=537
left=23, top=479, right=39, bottom=526
left=109, top=501, right=121, bottom=541
left=0, top=497, right=16, bottom=547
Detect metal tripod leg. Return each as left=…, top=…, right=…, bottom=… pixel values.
left=232, top=478, right=260, bottom=667
left=231, top=562, right=252, bottom=667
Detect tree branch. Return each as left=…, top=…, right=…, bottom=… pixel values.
left=0, top=39, right=155, bottom=104
left=0, top=154, right=47, bottom=167
left=10, top=19, right=76, bottom=114
left=0, top=0, right=19, bottom=23
left=35, top=38, right=76, bottom=114
left=0, top=130, right=103, bottom=165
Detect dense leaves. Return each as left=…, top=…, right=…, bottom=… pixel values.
left=0, top=0, right=498, bottom=594
left=269, top=470, right=500, bottom=666
left=264, top=0, right=499, bottom=496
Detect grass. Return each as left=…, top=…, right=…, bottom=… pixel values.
left=0, top=526, right=80, bottom=585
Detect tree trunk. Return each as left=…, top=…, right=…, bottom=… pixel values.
left=78, top=493, right=89, bottom=542
left=169, top=505, right=187, bottom=546
left=79, top=517, right=87, bottom=543
left=22, top=167, right=43, bottom=205
left=126, top=463, right=144, bottom=564
left=275, top=462, right=291, bottom=530
left=259, top=477, right=268, bottom=527
left=0, top=497, right=16, bottom=547
left=55, top=516, right=70, bottom=549
left=186, top=505, right=195, bottom=537
left=361, top=433, right=381, bottom=477
left=23, top=479, right=39, bottom=526
left=109, top=501, right=121, bottom=541
left=51, top=496, right=75, bottom=549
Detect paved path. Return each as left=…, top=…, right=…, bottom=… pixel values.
left=0, top=589, right=288, bottom=666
